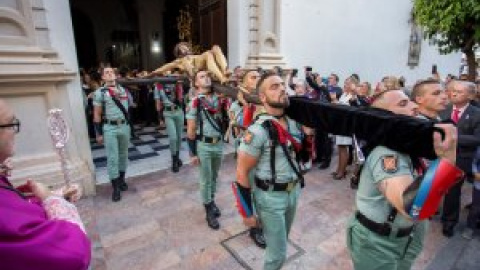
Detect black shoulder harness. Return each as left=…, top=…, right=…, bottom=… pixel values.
left=260, top=119, right=305, bottom=188
left=196, top=97, right=226, bottom=139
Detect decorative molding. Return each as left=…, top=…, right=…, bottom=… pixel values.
left=0, top=0, right=36, bottom=46
left=245, top=0, right=285, bottom=68
left=0, top=71, right=76, bottom=84
left=0, top=1, right=96, bottom=196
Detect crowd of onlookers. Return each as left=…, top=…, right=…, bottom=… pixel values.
left=274, top=66, right=480, bottom=240
left=226, top=64, right=480, bottom=240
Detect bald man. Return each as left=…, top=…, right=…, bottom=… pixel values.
left=347, top=90, right=458, bottom=270
left=0, top=100, right=91, bottom=270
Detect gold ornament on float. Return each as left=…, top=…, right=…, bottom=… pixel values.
left=177, top=6, right=201, bottom=54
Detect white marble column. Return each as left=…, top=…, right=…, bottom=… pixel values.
left=0, top=0, right=95, bottom=195
left=245, top=0, right=286, bottom=69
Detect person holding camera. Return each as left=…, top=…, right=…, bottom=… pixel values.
left=305, top=69, right=343, bottom=169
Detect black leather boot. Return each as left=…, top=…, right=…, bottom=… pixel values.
left=111, top=178, right=121, bottom=202
left=249, top=227, right=266, bottom=249
left=211, top=200, right=221, bottom=218
left=204, top=202, right=220, bottom=230
left=172, top=154, right=179, bottom=173
left=176, top=151, right=183, bottom=167
left=118, top=171, right=128, bottom=191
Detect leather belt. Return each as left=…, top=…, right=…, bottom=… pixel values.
left=355, top=211, right=413, bottom=238
left=104, top=119, right=127, bottom=125
left=197, top=135, right=221, bottom=144
left=164, top=105, right=179, bottom=111
left=255, top=177, right=298, bottom=192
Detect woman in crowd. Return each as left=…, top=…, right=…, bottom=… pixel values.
left=348, top=81, right=371, bottom=187
left=332, top=76, right=358, bottom=179
left=350, top=81, right=371, bottom=107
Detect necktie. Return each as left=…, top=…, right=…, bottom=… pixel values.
left=452, top=109, right=460, bottom=123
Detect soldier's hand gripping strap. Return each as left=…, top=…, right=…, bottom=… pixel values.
left=94, top=122, right=103, bottom=136
left=187, top=138, right=197, bottom=156
left=404, top=159, right=463, bottom=221
left=232, top=182, right=253, bottom=218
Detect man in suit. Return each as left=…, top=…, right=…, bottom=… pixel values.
left=440, top=80, right=480, bottom=237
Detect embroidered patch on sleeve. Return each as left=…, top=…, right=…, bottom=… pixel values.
left=243, top=130, right=254, bottom=144
left=382, top=155, right=398, bottom=173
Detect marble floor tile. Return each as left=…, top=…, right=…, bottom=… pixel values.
left=82, top=156, right=473, bottom=270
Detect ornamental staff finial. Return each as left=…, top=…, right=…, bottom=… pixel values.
left=47, top=109, right=72, bottom=187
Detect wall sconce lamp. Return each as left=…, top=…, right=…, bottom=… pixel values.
left=151, top=32, right=161, bottom=54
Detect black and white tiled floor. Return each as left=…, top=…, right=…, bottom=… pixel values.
left=91, top=126, right=185, bottom=168
left=92, top=125, right=234, bottom=184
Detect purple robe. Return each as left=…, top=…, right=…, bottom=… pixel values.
left=0, top=177, right=91, bottom=270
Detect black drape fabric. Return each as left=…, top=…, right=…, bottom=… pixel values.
left=286, top=96, right=439, bottom=159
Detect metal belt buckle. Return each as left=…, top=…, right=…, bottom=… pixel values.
left=286, top=181, right=295, bottom=192
left=211, top=137, right=218, bottom=144
left=116, top=119, right=122, bottom=125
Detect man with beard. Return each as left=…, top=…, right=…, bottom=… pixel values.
left=234, top=73, right=307, bottom=269
left=347, top=89, right=459, bottom=269
left=186, top=70, right=224, bottom=230
left=228, top=69, right=267, bottom=248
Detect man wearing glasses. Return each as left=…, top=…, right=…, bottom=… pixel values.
left=0, top=99, right=91, bottom=270
left=0, top=117, right=19, bottom=132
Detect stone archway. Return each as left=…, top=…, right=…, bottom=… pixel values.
left=0, top=0, right=96, bottom=195
left=71, top=8, right=98, bottom=70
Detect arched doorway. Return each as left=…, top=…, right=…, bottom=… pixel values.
left=71, top=7, right=98, bottom=70
left=69, top=0, right=229, bottom=184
